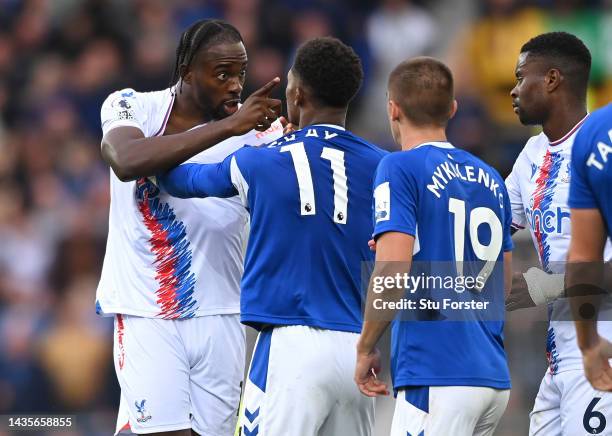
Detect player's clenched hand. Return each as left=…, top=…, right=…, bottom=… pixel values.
left=505, top=271, right=536, bottom=311
left=354, top=348, right=389, bottom=397
left=582, top=336, right=612, bottom=391
left=229, top=77, right=282, bottom=134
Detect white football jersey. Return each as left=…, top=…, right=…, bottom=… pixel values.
left=506, top=115, right=612, bottom=374
left=96, top=87, right=283, bottom=319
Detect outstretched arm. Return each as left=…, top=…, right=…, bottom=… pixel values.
left=157, top=156, right=240, bottom=200
left=102, top=78, right=281, bottom=181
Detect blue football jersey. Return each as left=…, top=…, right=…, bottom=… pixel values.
left=569, top=103, right=612, bottom=240
left=373, top=142, right=513, bottom=390
left=158, top=124, right=387, bottom=332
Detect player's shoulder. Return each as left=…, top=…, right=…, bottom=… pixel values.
left=401, top=141, right=455, bottom=165
left=378, top=149, right=409, bottom=170
left=509, top=132, right=547, bottom=171
left=470, top=151, right=505, bottom=185
left=376, top=147, right=423, bottom=182
left=572, top=105, right=612, bottom=162
left=522, top=131, right=548, bottom=153
left=101, top=88, right=136, bottom=113
left=580, top=104, right=612, bottom=140
left=446, top=144, right=506, bottom=183
left=342, top=129, right=388, bottom=158
left=589, top=102, right=612, bottom=122
left=101, top=87, right=174, bottom=136
left=376, top=143, right=461, bottom=189
left=103, top=87, right=171, bottom=111
left=266, top=125, right=387, bottom=158
left=232, top=144, right=278, bottom=173
left=379, top=141, right=441, bottom=168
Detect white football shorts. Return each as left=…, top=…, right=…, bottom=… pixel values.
left=391, top=385, right=509, bottom=436
left=530, top=369, right=612, bottom=435
left=113, top=313, right=245, bottom=435
left=239, top=325, right=375, bottom=436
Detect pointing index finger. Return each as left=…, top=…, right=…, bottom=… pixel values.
left=252, top=77, right=280, bottom=97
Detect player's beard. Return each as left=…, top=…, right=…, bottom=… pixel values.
left=517, top=109, right=543, bottom=126
left=514, top=95, right=546, bottom=127
left=194, top=88, right=232, bottom=121
left=211, top=102, right=232, bottom=121
left=514, top=103, right=544, bottom=126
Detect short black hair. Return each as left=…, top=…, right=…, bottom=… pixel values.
left=521, top=32, right=591, bottom=96
left=388, top=57, right=454, bottom=127
left=170, top=19, right=243, bottom=86
left=292, top=37, right=363, bottom=108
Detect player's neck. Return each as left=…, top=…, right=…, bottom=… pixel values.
left=299, top=108, right=346, bottom=129
left=172, top=88, right=211, bottom=126
left=399, top=125, right=448, bottom=151
left=542, top=103, right=587, bottom=143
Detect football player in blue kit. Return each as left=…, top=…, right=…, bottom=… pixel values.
left=567, top=103, right=612, bottom=393
left=157, top=37, right=387, bottom=436
left=354, top=57, right=514, bottom=436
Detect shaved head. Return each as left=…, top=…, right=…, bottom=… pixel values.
left=388, top=57, right=454, bottom=127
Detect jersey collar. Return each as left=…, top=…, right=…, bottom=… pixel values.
left=413, top=141, right=454, bottom=150
left=154, top=88, right=175, bottom=137
left=310, top=123, right=346, bottom=131
left=548, top=113, right=589, bottom=146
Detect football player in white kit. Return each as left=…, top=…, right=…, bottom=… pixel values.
left=505, top=32, right=612, bottom=435
left=97, top=19, right=283, bottom=435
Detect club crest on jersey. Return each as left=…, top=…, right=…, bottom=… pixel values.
left=111, top=94, right=136, bottom=121
left=135, top=399, right=152, bottom=423
left=374, top=182, right=390, bottom=222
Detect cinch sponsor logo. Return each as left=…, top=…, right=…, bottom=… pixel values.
left=525, top=207, right=570, bottom=234
left=524, top=206, right=569, bottom=234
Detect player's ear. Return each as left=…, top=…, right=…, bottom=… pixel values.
left=545, top=68, right=562, bottom=93
left=388, top=99, right=401, bottom=122
left=449, top=99, right=458, bottom=120
left=295, top=86, right=304, bottom=107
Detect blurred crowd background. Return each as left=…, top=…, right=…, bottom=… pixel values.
left=0, top=0, right=610, bottom=434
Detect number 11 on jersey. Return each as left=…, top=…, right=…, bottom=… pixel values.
left=281, top=142, right=349, bottom=224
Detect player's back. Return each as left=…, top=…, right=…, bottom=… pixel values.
left=373, top=142, right=512, bottom=389
left=234, top=124, right=387, bottom=333
left=384, top=144, right=509, bottom=262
